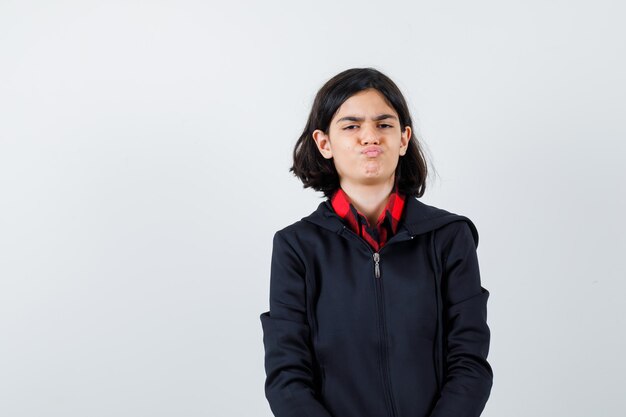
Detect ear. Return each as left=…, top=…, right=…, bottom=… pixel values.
left=399, top=126, right=411, bottom=156
left=312, top=129, right=333, bottom=159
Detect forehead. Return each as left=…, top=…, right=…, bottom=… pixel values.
left=334, top=88, right=396, bottom=116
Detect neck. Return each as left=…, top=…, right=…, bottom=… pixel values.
left=339, top=175, right=396, bottom=226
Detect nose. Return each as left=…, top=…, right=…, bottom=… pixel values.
left=360, top=123, right=380, bottom=144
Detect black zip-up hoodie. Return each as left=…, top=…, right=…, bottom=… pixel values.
left=260, top=196, right=493, bottom=417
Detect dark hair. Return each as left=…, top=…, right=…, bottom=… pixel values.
left=290, top=67, right=430, bottom=199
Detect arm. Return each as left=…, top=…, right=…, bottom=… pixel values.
left=260, top=231, right=334, bottom=417
left=429, top=221, right=493, bottom=417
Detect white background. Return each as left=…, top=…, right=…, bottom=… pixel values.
left=1, top=1, right=624, bottom=416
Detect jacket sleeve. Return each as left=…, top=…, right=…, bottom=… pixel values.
left=429, top=221, right=493, bottom=417
left=259, top=230, right=334, bottom=417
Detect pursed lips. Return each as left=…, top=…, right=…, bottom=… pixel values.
left=361, top=146, right=383, bottom=157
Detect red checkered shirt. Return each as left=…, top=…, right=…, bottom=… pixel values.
left=329, top=184, right=406, bottom=252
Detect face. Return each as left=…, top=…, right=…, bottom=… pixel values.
left=312, top=88, right=411, bottom=189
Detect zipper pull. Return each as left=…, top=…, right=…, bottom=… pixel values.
left=373, top=252, right=380, bottom=278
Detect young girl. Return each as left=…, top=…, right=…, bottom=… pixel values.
left=260, top=68, right=493, bottom=417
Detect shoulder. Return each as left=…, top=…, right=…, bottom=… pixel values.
left=270, top=218, right=326, bottom=262
left=423, top=201, right=479, bottom=258
left=273, top=219, right=320, bottom=242
left=430, top=218, right=479, bottom=279
left=405, top=197, right=479, bottom=248
left=273, top=201, right=337, bottom=243
left=409, top=196, right=454, bottom=219
left=436, top=220, right=477, bottom=251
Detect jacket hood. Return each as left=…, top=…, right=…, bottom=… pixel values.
left=302, top=195, right=479, bottom=247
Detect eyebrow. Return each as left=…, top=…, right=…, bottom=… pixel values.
left=335, top=114, right=398, bottom=124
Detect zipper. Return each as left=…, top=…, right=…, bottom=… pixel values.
left=373, top=252, right=380, bottom=278
left=375, top=269, right=396, bottom=417
left=339, top=225, right=414, bottom=417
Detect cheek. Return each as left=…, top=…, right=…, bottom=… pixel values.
left=332, top=146, right=357, bottom=170
left=332, top=142, right=355, bottom=155
left=339, top=140, right=357, bottom=151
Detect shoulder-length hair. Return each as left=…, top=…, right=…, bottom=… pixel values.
left=290, top=67, right=429, bottom=199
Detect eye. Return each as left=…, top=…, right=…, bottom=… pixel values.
left=343, top=125, right=358, bottom=130
left=379, top=124, right=393, bottom=128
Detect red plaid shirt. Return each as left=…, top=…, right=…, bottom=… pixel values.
left=329, top=184, right=406, bottom=252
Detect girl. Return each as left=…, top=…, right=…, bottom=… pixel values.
left=260, top=67, right=493, bottom=417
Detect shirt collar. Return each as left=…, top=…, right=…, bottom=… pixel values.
left=329, top=183, right=406, bottom=236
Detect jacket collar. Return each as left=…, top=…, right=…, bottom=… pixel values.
left=302, top=195, right=479, bottom=248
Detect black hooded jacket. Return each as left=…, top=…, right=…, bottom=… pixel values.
left=260, top=195, right=493, bottom=417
